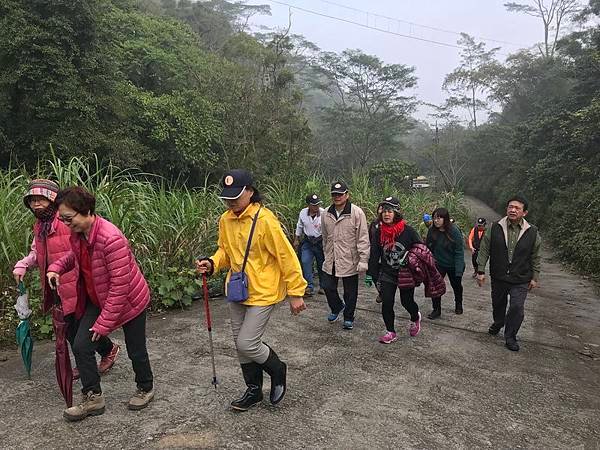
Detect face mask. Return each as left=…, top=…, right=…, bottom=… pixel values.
left=32, top=203, right=58, bottom=222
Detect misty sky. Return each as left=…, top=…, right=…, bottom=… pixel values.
left=245, top=0, right=548, bottom=123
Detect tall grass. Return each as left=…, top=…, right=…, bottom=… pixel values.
left=0, top=156, right=469, bottom=344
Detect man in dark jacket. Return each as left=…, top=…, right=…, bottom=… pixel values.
left=476, top=196, right=541, bottom=352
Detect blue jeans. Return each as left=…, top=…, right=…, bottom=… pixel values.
left=300, top=239, right=324, bottom=291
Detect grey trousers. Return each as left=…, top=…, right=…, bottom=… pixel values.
left=491, top=279, right=529, bottom=341
left=229, top=302, right=276, bottom=364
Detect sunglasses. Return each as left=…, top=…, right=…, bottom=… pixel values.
left=331, top=192, right=347, bottom=197
left=58, top=212, right=79, bottom=223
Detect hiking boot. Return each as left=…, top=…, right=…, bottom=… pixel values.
left=378, top=331, right=397, bottom=344
left=304, top=287, right=314, bottom=297
left=342, top=320, right=354, bottom=330
left=409, top=312, right=421, bottom=337
left=428, top=298, right=441, bottom=320
left=128, top=388, right=154, bottom=410
left=427, top=309, right=441, bottom=320
left=327, top=306, right=344, bottom=323
left=317, top=288, right=325, bottom=295
left=98, top=343, right=120, bottom=374
left=488, top=323, right=503, bottom=335
left=63, top=391, right=105, bottom=422
left=261, top=347, right=287, bottom=405
left=455, top=302, right=463, bottom=315
left=505, top=340, right=520, bottom=352
left=375, top=295, right=382, bottom=304
left=72, top=367, right=80, bottom=381
left=231, top=362, right=263, bottom=411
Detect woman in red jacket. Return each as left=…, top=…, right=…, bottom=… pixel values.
left=47, top=187, right=154, bottom=422
left=13, top=180, right=119, bottom=379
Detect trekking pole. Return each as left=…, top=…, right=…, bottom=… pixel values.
left=202, top=273, right=218, bottom=389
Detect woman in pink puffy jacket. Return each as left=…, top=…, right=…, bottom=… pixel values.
left=13, top=180, right=119, bottom=380
left=47, top=186, right=154, bottom=422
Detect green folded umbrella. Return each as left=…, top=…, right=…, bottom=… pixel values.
left=15, top=282, right=33, bottom=378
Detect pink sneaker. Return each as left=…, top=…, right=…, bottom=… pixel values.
left=409, top=312, right=421, bottom=337
left=378, top=331, right=398, bottom=344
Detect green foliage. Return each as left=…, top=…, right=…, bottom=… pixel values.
left=0, top=0, right=311, bottom=183
left=368, top=159, right=418, bottom=190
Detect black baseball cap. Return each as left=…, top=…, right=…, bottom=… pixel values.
left=306, top=194, right=322, bottom=205
left=381, top=196, right=400, bottom=211
left=477, top=217, right=487, bottom=225
left=330, top=181, right=349, bottom=194
left=219, top=169, right=253, bottom=199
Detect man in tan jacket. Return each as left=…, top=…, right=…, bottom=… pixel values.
left=321, top=181, right=370, bottom=330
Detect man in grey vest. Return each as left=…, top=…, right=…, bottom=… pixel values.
left=476, top=196, right=541, bottom=352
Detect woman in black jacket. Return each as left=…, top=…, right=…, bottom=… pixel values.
left=367, top=197, right=422, bottom=344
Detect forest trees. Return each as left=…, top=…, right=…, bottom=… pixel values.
left=442, top=33, right=501, bottom=128
left=0, top=0, right=314, bottom=182
left=504, top=0, right=582, bottom=58
left=314, top=49, right=417, bottom=171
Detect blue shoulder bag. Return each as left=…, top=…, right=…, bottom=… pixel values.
left=226, top=207, right=261, bottom=303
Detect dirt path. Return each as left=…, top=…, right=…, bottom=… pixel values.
left=1, top=198, right=599, bottom=449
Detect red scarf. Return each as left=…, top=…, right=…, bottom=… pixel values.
left=380, top=219, right=406, bottom=248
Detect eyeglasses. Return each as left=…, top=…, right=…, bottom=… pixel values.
left=331, top=192, right=346, bottom=198
left=58, top=212, right=79, bottom=223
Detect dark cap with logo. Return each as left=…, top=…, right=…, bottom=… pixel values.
left=381, top=196, right=400, bottom=211
left=330, top=181, right=349, bottom=194
left=219, top=169, right=253, bottom=199
left=306, top=194, right=322, bottom=205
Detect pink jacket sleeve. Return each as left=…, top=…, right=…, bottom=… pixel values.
left=13, top=240, right=39, bottom=276
left=92, top=235, right=130, bottom=335
left=47, top=251, right=77, bottom=275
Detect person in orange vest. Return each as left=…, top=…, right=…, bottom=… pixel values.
left=468, top=218, right=487, bottom=278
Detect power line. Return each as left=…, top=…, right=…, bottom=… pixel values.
left=258, top=0, right=514, bottom=56
left=319, top=0, right=525, bottom=48
left=262, top=0, right=461, bottom=50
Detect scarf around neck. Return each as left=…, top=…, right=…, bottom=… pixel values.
left=380, top=219, right=406, bottom=248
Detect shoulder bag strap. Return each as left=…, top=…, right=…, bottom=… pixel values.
left=241, top=206, right=262, bottom=273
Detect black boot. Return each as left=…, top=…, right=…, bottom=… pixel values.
left=427, top=298, right=441, bottom=320
left=261, top=347, right=287, bottom=405
left=230, top=362, right=263, bottom=411
left=455, top=301, right=463, bottom=315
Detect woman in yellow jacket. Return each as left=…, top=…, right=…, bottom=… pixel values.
left=196, top=169, right=307, bottom=411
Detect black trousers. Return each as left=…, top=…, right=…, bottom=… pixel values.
left=491, top=279, right=529, bottom=341
left=379, top=281, right=419, bottom=332
left=72, top=301, right=154, bottom=394
left=432, top=266, right=463, bottom=306
left=65, top=313, right=113, bottom=358
left=322, top=265, right=358, bottom=322
left=471, top=249, right=479, bottom=273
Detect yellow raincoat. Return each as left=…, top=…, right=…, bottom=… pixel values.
left=211, top=202, right=307, bottom=306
